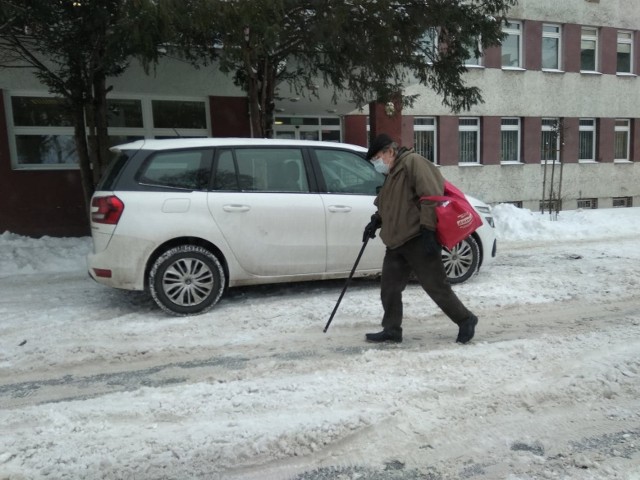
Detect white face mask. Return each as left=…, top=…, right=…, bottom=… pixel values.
left=372, top=157, right=390, bottom=175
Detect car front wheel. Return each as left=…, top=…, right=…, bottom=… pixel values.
left=442, top=235, right=480, bottom=284
left=149, top=245, right=225, bottom=316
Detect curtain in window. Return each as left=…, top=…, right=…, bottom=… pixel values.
left=579, top=131, right=594, bottom=160
left=459, top=131, right=478, bottom=163
left=414, top=131, right=435, bottom=162
left=501, top=131, right=518, bottom=161
left=614, top=131, right=629, bottom=159
left=542, top=37, right=559, bottom=69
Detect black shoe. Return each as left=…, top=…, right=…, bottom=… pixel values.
left=365, top=330, right=402, bottom=343
left=456, top=314, right=478, bottom=344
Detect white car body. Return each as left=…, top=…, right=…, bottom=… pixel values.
left=87, top=138, right=496, bottom=315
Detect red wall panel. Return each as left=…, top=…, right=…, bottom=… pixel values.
left=209, top=96, right=251, bottom=137
left=0, top=90, right=88, bottom=237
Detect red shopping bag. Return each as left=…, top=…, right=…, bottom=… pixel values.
left=420, top=181, right=483, bottom=250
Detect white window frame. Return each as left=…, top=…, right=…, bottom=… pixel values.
left=578, top=118, right=597, bottom=162
left=616, top=30, right=634, bottom=75
left=542, top=24, right=562, bottom=71
left=5, top=91, right=77, bottom=170
left=500, top=117, right=521, bottom=163
left=580, top=27, right=599, bottom=73
left=5, top=91, right=210, bottom=170
left=541, top=118, right=560, bottom=163
left=614, top=119, right=631, bottom=162
left=273, top=116, right=342, bottom=141
left=502, top=20, right=523, bottom=69
left=413, top=117, right=438, bottom=164
left=458, top=117, right=481, bottom=164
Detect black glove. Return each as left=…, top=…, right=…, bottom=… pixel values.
left=420, top=227, right=441, bottom=257
left=362, top=213, right=382, bottom=242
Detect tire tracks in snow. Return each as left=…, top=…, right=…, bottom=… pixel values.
left=1, top=295, right=638, bottom=410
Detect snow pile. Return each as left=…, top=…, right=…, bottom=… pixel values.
left=0, top=231, right=91, bottom=278
left=492, top=203, right=640, bottom=242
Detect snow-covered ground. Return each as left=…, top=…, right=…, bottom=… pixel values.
left=1, top=205, right=640, bottom=480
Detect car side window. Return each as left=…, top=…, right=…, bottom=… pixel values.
left=137, top=149, right=211, bottom=190
left=315, top=148, right=384, bottom=194
left=232, top=148, right=310, bottom=193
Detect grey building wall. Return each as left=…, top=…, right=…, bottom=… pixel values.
left=399, top=0, right=640, bottom=210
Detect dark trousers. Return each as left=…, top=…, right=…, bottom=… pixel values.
left=380, top=235, right=471, bottom=333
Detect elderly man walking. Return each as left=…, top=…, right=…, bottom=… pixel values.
left=362, top=133, right=478, bottom=344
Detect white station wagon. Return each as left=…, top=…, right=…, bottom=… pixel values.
left=88, top=138, right=496, bottom=315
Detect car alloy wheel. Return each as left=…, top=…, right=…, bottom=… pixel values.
left=442, top=235, right=480, bottom=284
left=149, top=245, right=225, bottom=315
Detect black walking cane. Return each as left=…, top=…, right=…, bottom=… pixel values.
left=323, top=237, right=369, bottom=333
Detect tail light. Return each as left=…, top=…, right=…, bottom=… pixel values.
left=91, top=195, right=125, bottom=225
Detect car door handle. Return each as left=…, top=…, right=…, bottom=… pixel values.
left=222, top=204, right=251, bottom=213
left=328, top=205, right=352, bottom=213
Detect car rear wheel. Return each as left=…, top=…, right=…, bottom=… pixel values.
left=149, top=245, right=225, bottom=315
left=442, top=235, right=480, bottom=284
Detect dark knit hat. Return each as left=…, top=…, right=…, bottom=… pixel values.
left=366, top=133, right=394, bottom=160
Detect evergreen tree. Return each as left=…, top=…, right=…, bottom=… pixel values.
left=0, top=0, right=170, bottom=208
left=168, top=0, right=517, bottom=137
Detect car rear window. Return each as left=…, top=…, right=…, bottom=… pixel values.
left=97, top=150, right=133, bottom=190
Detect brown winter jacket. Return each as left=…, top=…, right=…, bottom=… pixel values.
left=374, top=147, right=445, bottom=249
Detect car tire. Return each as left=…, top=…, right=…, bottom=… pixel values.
left=442, top=235, right=480, bottom=284
left=149, top=245, right=225, bottom=316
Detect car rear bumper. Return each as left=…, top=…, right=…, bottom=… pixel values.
left=87, top=235, right=155, bottom=291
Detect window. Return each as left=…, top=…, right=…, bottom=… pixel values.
left=414, top=117, right=437, bottom=164
left=459, top=118, right=480, bottom=164
left=273, top=116, right=342, bottom=141
left=6, top=93, right=210, bottom=169
left=612, top=196, right=633, bottom=207
left=315, top=149, right=384, bottom=195
left=617, top=31, right=633, bottom=74
left=320, top=117, right=342, bottom=142
left=500, top=118, right=521, bottom=162
left=108, top=99, right=143, bottom=128
left=540, top=199, right=561, bottom=212
left=14, top=135, right=76, bottom=166
left=581, top=27, right=598, bottom=72
left=541, top=118, right=560, bottom=162
left=464, top=37, right=482, bottom=66
left=579, top=119, right=596, bottom=161
left=542, top=24, right=562, bottom=70
left=152, top=100, right=206, bottom=130
left=110, top=97, right=208, bottom=144
left=9, top=96, right=76, bottom=167
left=577, top=198, right=597, bottom=209
left=502, top=21, right=522, bottom=68
left=138, top=149, right=212, bottom=190
left=614, top=119, right=631, bottom=161
left=420, top=27, right=439, bottom=62
left=232, top=148, right=309, bottom=192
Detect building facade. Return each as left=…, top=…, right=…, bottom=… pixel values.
left=1, top=0, right=638, bottom=236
